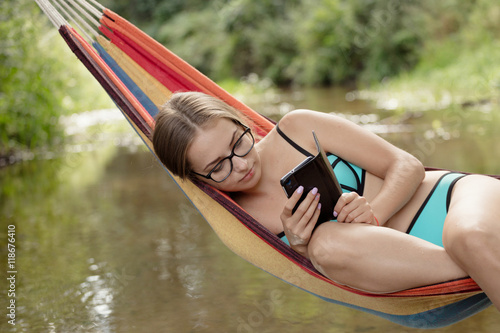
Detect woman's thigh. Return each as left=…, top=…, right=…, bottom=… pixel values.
left=443, top=174, right=500, bottom=310
left=308, top=221, right=467, bottom=292
left=443, top=174, right=500, bottom=251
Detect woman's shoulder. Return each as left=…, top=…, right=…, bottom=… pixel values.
left=256, top=110, right=321, bottom=159
left=278, top=109, right=341, bottom=130
left=278, top=109, right=317, bottom=129
left=277, top=109, right=336, bottom=147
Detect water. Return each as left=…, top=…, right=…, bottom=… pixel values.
left=1, top=87, right=499, bottom=332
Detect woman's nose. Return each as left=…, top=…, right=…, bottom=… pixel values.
left=232, top=156, right=248, bottom=171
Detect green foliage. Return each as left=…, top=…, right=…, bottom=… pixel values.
left=0, top=0, right=61, bottom=154
left=367, top=0, right=500, bottom=110
left=153, top=0, right=300, bottom=84
left=0, top=0, right=113, bottom=157
left=100, top=0, right=211, bottom=25
left=102, top=0, right=425, bottom=85
left=93, top=0, right=500, bottom=88
left=288, top=0, right=423, bottom=85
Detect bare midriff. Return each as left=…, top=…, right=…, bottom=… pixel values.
left=363, top=170, right=450, bottom=232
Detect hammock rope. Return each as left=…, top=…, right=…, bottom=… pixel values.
left=35, top=0, right=492, bottom=328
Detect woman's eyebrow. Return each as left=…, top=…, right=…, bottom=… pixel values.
left=202, top=128, right=239, bottom=172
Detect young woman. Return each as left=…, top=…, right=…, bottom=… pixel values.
left=152, top=91, right=500, bottom=310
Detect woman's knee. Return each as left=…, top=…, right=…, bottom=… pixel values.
left=444, top=220, right=494, bottom=264
left=445, top=175, right=500, bottom=263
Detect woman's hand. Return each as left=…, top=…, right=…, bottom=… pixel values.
left=334, top=192, right=377, bottom=225
left=280, top=186, right=321, bottom=256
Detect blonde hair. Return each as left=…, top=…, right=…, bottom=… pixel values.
left=152, top=92, right=245, bottom=180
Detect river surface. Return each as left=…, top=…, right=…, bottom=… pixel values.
left=1, top=87, right=499, bottom=332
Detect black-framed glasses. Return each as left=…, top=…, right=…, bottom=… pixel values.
left=192, top=126, right=254, bottom=183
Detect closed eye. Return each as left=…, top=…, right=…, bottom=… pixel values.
left=202, top=128, right=239, bottom=172
left=212, top=161, right=225, bottom=173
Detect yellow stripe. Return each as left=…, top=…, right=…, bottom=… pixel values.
left=97, top=36, right=172, bottom=108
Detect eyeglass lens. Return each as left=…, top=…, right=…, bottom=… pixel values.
left=210, top=129, right=253, bottom=182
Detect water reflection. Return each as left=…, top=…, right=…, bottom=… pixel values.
left=80, top=273, right=113, bottom=331
left=1, top=87, right=500, bottom=332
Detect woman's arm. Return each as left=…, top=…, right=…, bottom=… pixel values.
left=278, top=110, right=425, bottom=225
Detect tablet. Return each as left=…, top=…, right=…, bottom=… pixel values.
left=280, top=131, right=342, bottom=225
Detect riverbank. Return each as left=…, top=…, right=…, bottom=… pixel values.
left=0, top=109, right=138, bottom=169
left=354, top=38, right=500, bottom=112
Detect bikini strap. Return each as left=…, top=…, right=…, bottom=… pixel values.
left=276, top=123, right=313, bottom=157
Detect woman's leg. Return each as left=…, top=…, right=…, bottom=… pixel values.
left=308, top=222, right=467, bottom=293
left=443, top=175, right=500, bottom=311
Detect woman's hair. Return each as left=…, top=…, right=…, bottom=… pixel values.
left=152, top=92, right=245, bottom=180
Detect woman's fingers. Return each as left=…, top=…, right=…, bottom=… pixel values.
left=292, top=194, right=321, bottom=244
left=282, top=186, right=305, bottom=218
left=281, top=186, right=322, bottom=246
left=306, top=201, right=321, bottom=233
left=294, top=187, right=320, bottom=226
left=334, top=192, right=356, bottom=220
left=335, top=192, right=372, bottom=223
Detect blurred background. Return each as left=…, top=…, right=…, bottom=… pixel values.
left=1, top=0, right=500, bottom=332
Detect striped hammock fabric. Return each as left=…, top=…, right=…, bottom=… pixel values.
left=35, top=0, right=492, bottom=328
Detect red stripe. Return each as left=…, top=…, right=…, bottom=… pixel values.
left=99, top=27, right=198, bottom=93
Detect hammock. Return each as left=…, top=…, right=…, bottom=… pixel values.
left=35, top=0, right=492, bottom=328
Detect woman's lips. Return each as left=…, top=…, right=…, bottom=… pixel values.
left=241, top=167, right=254, bottom=182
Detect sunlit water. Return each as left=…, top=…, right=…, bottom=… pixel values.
left=1, top=87, right=499, bottom=332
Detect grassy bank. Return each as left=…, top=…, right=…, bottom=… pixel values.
left=361, top=38, right=500, bottom=112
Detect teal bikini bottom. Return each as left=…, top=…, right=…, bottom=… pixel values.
left=406, top=172, right=466, bottom=247
left=279, top=172, right=467, bottom=248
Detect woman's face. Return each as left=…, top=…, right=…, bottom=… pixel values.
left=187, top=118, right=262, bottom=192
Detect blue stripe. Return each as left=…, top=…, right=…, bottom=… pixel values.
left=291, top=279, right=491, bottom=328
left=318, top=291, right=491, bottom=329
left=93, top=42, right=159, bottom=117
